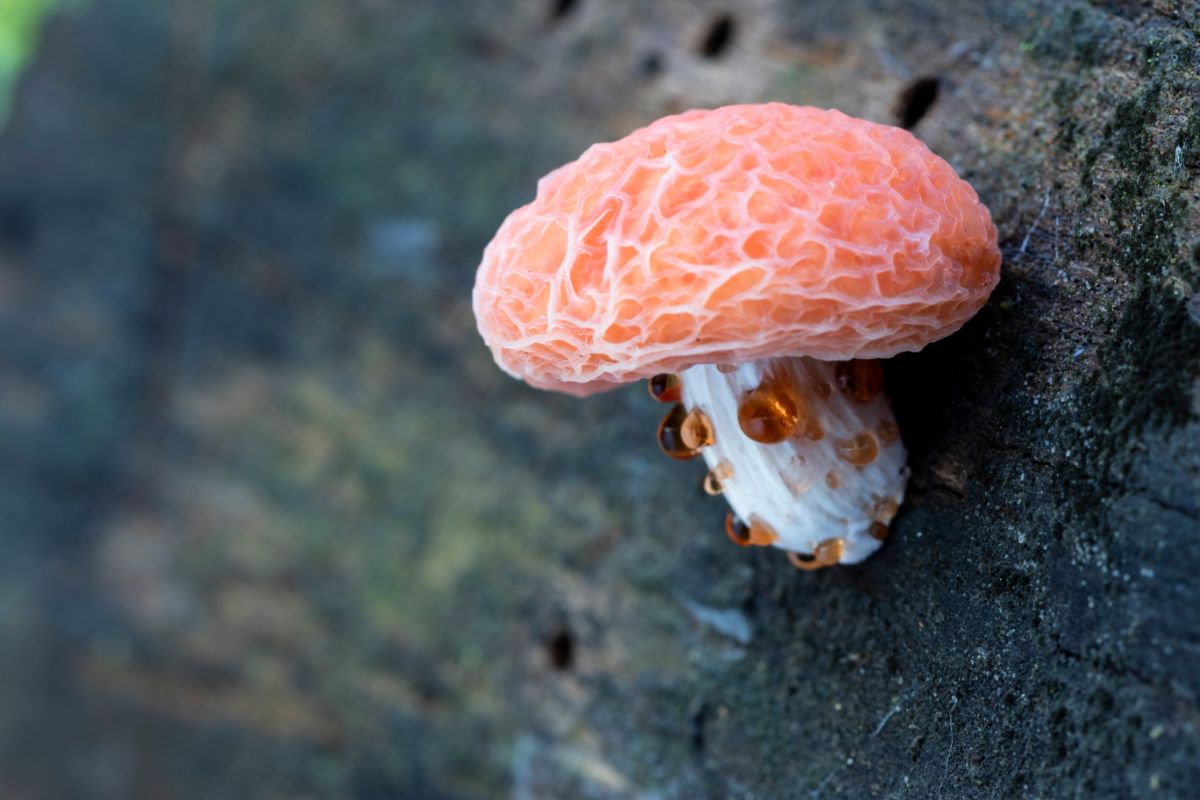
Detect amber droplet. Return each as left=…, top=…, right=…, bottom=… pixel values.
left=787, top=551, right=821, bottom=571
left=648, top=373, right=682, bottom=403
left=738, top=376, right=805, bottom=444
left=826, top=471, right=841, bottom=489
left=747, top=517, right=778, bottom=546
left=877, top=419, right=900, bottom=445
left=783, top=475, right=812, bottom=495
left=836, top=360, right=884, bottom=402
left=814, top=537, right=845, bottom=565
left=680, top=408, right=715, bottom=449
left=724, top=512, right=777, bottom=547
left=835, top=432, right=879, bottom=467
left=716, top=363, right=738, bottom=374
left=815, top=381, right=832, bottom=399
left=873, top=497, right=899, bottom=523
left=869, top=522, right=890, bottom=541
left=725, top=512, right=751, bottom=545
left=787, top=538, right=845, bottom=571
left=703, top=461, right=734, bottom=495
left=657, top=403, right=700, bottom=460
left=805, top=419, right=824, bottom=441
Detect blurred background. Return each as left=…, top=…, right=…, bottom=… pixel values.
left=2, top=1, right=1198, bottom=798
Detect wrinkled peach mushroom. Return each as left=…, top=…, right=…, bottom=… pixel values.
left=473, top=103, right=1000, bottom=569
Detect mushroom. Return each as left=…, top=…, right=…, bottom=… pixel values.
left=473, top=103, right=1000, bottom=569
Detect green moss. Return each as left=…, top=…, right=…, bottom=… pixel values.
left=1065, top=67, right=1200, bottom=474
left=1051, top=274, right=1199, bottom=560
left=1050, top=81, right=1081, bottom=152
left=1106, top=83, right=1162, bottom=174
left=1141, top=37, right=1165, bottom=74
left=1024, top=7, right=1105, bottom=66
left=0, top=0, right=87, bottom=118
left=1176, top=106, right=1200, bottom=174
left=1076, top=79, right=1195, bottom=283
left=1081, top=283, right=1200, bottom=445
left=1140, top=33, right=1197, bottom=80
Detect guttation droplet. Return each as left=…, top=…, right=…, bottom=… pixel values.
left=826, top=471, right=841, bottom=489
left=657, top=403, right=699, bottom=460
left=877, top=419, right=900, bottom=445
left=814, top=537, right=845, bottom=564
left=873, top=497, right=899, bottom=523
left=788, top=537, right=845, bottom=570
left=680, top=408, right=715, bottom=450
left=738, top=375, right=805, bottom=444
left=835, top=432, right=879, bottom=467
left=648, top=373, right=682, bottom=403
left=703, top=461, right=734, bottom=495
left=787, top=551, right=817, bottom=570
left=836, top=360, right=883, bottom=402
left=869, top=522, right=890, bottom=541
left=724, top=512, right=777, bottom=547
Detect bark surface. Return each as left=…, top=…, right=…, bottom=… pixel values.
left=1, top=1, right=1198, bottom=798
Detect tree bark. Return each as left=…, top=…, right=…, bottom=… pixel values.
left=1, top=0, right=1197, bottom=798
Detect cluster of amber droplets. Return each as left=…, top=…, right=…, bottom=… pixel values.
left=652, top=375, right=717, bottom=460
left=831, top=360, right=883, bottom=468
left=868, top=496, right=899, bottom=542
left=655, top=403, right=696, bottom=460
left=649, top=361, right=899, bottom=573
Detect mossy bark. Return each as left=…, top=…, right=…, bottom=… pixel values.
left=1, top=1, right=1197, bottom=798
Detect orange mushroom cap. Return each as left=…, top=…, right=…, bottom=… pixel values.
left=473, top=103, right=1000, bottom=396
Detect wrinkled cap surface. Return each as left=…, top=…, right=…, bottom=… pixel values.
left=473, top=103, right=1000, bottom=396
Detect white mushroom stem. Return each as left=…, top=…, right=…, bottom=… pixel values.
left=680, top=357, right=908, bottom=565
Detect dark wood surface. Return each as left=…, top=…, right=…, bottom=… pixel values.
left=1, top=1, right=1197, bottom=797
